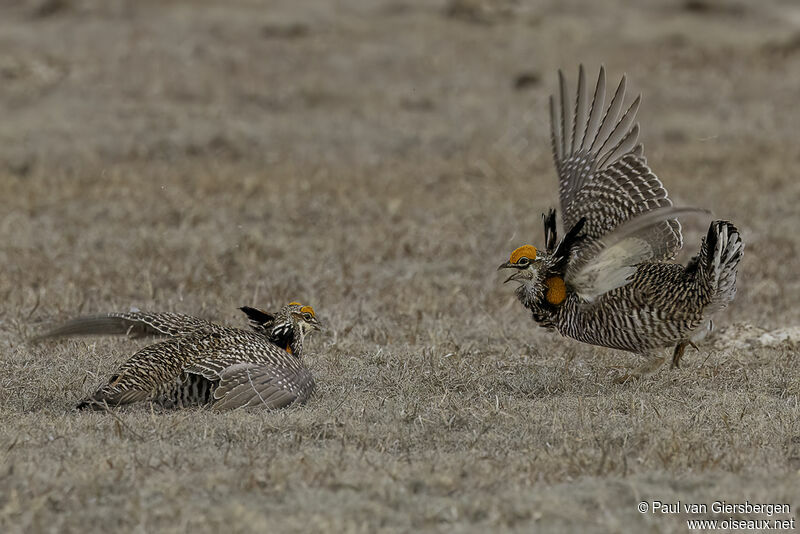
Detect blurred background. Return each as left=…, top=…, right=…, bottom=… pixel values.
left=1, top=0, right=799, bottom=531
left=1, top=0, right=798, bottom=324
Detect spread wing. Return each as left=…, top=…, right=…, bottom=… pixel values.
left=550, top=65, right=682, bottom=259
left=565, top=206, right=709, bottom=301
left=211, top=363, right=314, bottom=410
left=76, top=329, right=314, bottom=410
left=183, top=334, right=315, bottom=410
left=33, top=311, right=218, bottom=340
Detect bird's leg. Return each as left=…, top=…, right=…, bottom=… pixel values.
left=670, top=341, right=698, bottom=369
left=614, top=352, right=665, bottom=384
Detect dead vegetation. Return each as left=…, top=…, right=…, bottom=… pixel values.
left=1, top=0, right=799, bottom=532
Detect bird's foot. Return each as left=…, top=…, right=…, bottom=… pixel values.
left=606, top=365, right=636, bottom=384
left=614, top=354, right=666, bottom=383
left=670, top=341, right=698, bottom=369
left=614, top=372, right=638, bottom=384
left=609, top=364, right=648, bottom=383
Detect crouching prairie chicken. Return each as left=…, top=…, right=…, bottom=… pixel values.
left=499, top=66, right=743, bottom=379
left=35, top=302, right=321, bottom=409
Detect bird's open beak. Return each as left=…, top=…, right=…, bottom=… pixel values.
left=497, top=261, right=523, bottom=283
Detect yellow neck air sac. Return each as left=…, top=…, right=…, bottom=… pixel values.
left=545, top=276, right=567, bottom=305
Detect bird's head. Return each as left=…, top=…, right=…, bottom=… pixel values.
left=498, top=244, right=551, bottom=306
left=498, top=245, right=545, bottom=283
left=283, top=302, right=322, bottom=336
left=239, top=301, right=321, bottom=356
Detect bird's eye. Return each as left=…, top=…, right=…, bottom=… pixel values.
left=516, top=257, right=530, bottom=266
left=303, top=312, right=313, bottom=321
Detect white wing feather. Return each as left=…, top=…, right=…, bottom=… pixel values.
left=566, top=207, right=710, bottom=301
left=568, top=237, right=651, bottom=301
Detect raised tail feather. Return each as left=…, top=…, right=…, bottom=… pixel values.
left=239, top=306, right=276, bottom=334
left=692, top=221, right=743, bottom=315
left=542, top=208, right=558, bottom=253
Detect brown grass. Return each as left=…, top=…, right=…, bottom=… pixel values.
left=1, top=0, right=799, bottom=532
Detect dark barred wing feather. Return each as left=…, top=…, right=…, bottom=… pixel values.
left=566, top=206, right=709, bottom=302
left=182, top=332, right=315, bottom=410
left=35, top=311, right=217, bottom=340
left=211, top=363, right=314, bottom=410
left=549, top=65, right=682, bottom=260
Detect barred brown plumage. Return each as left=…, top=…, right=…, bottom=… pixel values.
left=35, top=303, right=321, bottom=410
left=499, top=66, right=744, bottom=379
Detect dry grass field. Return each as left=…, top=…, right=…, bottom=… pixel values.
left=2, top=0, right=800, bottom=532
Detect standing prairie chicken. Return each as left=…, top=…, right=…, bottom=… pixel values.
left=498, top=66, right=743, bottom=379
left=36, top=302, right=321, bottom=409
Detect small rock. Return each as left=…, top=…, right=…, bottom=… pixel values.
left=712, top=323, right=800, bottom=350
left=758, top=327, right=800, bottom=348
